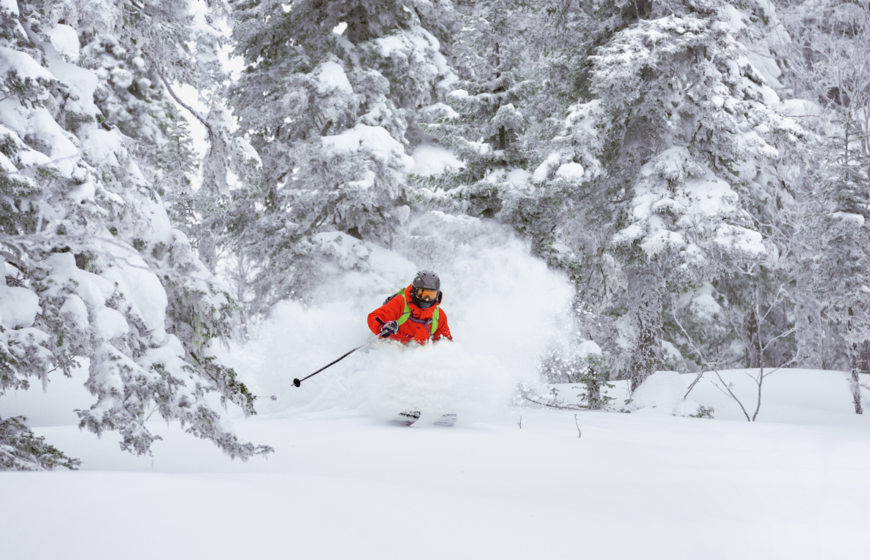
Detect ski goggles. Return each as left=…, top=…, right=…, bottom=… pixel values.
left=415, top=288, right=438, bottom=301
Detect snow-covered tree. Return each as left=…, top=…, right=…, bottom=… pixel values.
left=787, top=72, right=870, bottom=414
left=72, top=0, right=260, bottom=274
left=424, top=0, right=533, bottom=186
left=0, top=0, right=270, bottom=469
left=227, top=0, right=457, bottom=313
left=416, top=0, right=602, bottom=286
left=804, top=191, right=870, bottom=414
left=532, top=7, right=805, bottom=388
left=775, top=0, right=870, bottom=410
left=779, top=0, right=870, bottom=165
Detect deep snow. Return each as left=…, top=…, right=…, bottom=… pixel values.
left=2, top=372, right=869, bottom=560
left=3, top=337, right=870, bottom=559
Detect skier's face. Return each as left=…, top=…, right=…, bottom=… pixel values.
left=415, top=288, right=438, bottom=302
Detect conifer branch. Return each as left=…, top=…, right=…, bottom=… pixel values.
left=154, top=67, right=215, bottom=138
left=0, top=153, right=81, bottom=176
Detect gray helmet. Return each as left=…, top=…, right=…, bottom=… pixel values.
left=412, top=270, right=440, bottom=291
left=411, top=270, right=441, bottom=308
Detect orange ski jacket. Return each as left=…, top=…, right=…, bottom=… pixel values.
left=367, top=285, right=453, bottom=345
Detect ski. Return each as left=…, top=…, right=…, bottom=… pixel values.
left=393, top=412, right=456, bottom=426
left=396, top=410, right=421, bottom=426
left=433, top=413, right=457, bottom=427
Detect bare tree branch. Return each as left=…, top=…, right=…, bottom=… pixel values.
left=710, top=372, right=752, bottom=421
left=519, top=385, right=588, bottom=411
left=760, top=285, right=787, bottom=324
left=154, top=68, right=214, bottom=135
left=671, top=304, right=728, bottom=400
left=672, top=297, right=751, bottom=419
left=762, top=327, right=797, bottom=353
left=752, top=287, right=765, bottom=422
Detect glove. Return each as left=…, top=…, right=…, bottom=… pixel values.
left=379, top=320, right=399, bottom=338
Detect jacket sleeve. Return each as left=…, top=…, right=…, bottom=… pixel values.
left=367, top=295, right=404, bottom=335
left=433, top=309, right=453, bottom=341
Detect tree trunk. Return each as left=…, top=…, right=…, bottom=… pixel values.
left=628, top=268, right=663, bottom=392
left=847, top=307, right=865, bottom=414
left=794, top=296, right=824, bottom=369
left=493, top=41, right=507, bottom=151
left=744, top=300, right=762, bottom=368
left=849, top=341, right=864, bottom=415
left=859, top=340, right=870, bottom=374
left=197, top=236, right=217, bottom=274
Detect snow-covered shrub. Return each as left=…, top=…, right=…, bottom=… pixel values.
left=537, top=339, right=614, bottom=410
left=689, top=405, right=715, bottom=419
left=575, top=353, right=615, bottom=410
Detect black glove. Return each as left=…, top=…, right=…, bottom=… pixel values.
left=379, top=320, right=399, bottom=338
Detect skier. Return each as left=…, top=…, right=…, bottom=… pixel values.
left=368, top=270, right=453, bottom=345
left=368, top=271, right=456, bottom=426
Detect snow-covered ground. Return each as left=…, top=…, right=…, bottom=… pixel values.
left=2, top=366, right=869, bottom=559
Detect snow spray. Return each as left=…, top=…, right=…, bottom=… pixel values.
left=221, top=212, right=574, bottom=424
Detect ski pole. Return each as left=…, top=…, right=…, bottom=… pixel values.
left=292, top=337, right=378, bottom=387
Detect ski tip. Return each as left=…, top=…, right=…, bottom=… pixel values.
left=395, top=410, right=421, bottom=426
left=433, top=413, right=457, bottom=427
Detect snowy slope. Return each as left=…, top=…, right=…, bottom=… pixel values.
left=2, top=368, right=870, bottom=560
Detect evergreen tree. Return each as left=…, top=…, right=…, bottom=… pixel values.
left=420, top=0, right=534, bottom=217
left=532, top=5, right=805, bottom=388
left=779, top=0, right=870, bottom=392
left=227, top=0, right=457, bottom=313
left=0, top=0, right=271, bottom=468
left=807, top=153, right=870, bottom=414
